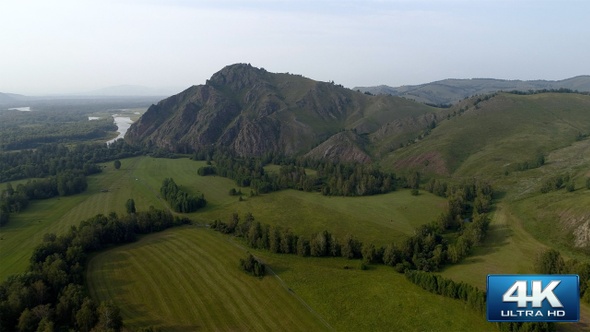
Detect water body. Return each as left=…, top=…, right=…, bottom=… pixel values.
left=8, top=107, right=31, bottom=112
left=107, top=115, right=134, bottom=144
left=88, top=116, right=100, bottom=120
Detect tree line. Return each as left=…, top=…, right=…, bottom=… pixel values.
left=0, top=140, right=141, bottom=183
left=0, top=207, right=190, bottom=331
left=534, top=248, right=590, bottom=304
left=405, top=270, right=556, bottom=332
left=0, top=171, right=88, bottom=226
left=0, top=109, right=117, bottom=151
left=197, top=150, right=407, bottom=197
left=160, top=178, right=207, bottom=213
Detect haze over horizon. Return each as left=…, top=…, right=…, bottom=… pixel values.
left=1, top=0, right=589, bottom=95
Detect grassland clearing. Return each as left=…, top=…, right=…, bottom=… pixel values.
left=88, top=226, right=495, bottom=331
left=87, top=226, right=329, bottom=331
left=1, top=156, right=444, bottom=279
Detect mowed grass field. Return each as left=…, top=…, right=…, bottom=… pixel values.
left=87, top=227, right=329, bottom=331
left=88, top=226, right=495, bottom=332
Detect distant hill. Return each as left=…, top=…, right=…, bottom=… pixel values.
left=381, top=91, right=590, bottom=176
left=126, top=64, right=440, bottom=162
left=0, top=92, right=28, bottom=105
left=355, top=76, right=590, bottom=105
left=84, top=85, right=181, bottom=97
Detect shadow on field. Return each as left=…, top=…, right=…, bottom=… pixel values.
left=457, top=221, right=512, bottom=264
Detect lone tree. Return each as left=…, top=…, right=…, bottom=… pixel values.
left=114, top=160, right=121, bottom=170
left=125, top=198, right=136, bottom=214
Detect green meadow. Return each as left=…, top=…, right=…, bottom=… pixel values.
left=88, top=226, right=494, bottom=331
left=4, top=144, right=589, bottom=330
left=1, top=156, right=443, bottom=280
left=87, top=227, right=329, bottom=331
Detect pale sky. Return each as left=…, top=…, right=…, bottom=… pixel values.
left=1, top=0, right=589, bottom=95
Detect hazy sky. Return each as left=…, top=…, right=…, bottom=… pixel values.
left=1, top=0, right=589, bottom=95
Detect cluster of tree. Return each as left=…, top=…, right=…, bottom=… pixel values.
left=313, top=162, right=397, bottom=196
left=0, top=207, right=190, bottom=331
left=534, top=248, right=590, bottom=303
left=405, top=270, right=556, bottom=332
left=197, top=150, right=400, bottom=197
left=507, top=88, right=587, bottom=96
left=212, top=185, right=491, bottom=272
left=512, top=153, right=545, bottom=172
left=160, top=178, right=207, bottom=213
left=211, top=213, right=351, bottom=258
left=0, top=141, right=141, bottom=183
left=539, top=173, right=572, bottom=193
left=239, top=253, right=266, bottom=277
left=0, top=171, right=88, bottom=226
left=425, top=178, right=493, bottom=215
left=405, top=270, right=485, bottom=313
left=497, top=322, right=556, bottom=332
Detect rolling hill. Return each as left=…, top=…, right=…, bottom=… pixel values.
left=355, top=76, right=590, bottom=105
left=380, top=92, right=590, bottom=177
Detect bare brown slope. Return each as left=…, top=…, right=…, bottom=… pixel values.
left=125, top=63, right=439, bottom=160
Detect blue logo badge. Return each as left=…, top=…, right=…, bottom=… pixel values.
left=487, top=274, right=579, bottom=322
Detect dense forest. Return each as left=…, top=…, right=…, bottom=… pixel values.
left=0, top=140, right=142, bottom=183
left=197, top=150, right=400, bottom=197
left=0, top=208, right=190, bottom=331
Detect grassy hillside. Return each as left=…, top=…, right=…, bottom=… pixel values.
left=87, top=227, right=329, bottom=331
left=382, top=92, right=590, bottom=177
left=197, top=189, right=446, bottom=246
left=88, top=226, right=494, bottom=331
left=439, top=138, right=590, bottom=332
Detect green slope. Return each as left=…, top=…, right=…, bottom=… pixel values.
left=88, top=226, right=494, bottom=331
left=87, top=227, right=330, bottom=331
left=382, top=92, right=590, bottom=177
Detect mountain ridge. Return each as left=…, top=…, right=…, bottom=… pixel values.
left=355, top=75, right=590, bottom=105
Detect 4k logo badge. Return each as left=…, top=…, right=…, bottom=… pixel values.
left=487, top=275, right=579, bottom=322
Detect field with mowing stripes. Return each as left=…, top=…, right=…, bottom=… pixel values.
left=87, top=227, right=329, bottom=331
left=88, top=226, right=494, bottom=331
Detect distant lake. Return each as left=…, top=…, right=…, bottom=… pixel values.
left=8, top=107, right=31, bottom=112
left=107, top=116, right=134, bottom=144
left=88, top=116, right=100, bottom=120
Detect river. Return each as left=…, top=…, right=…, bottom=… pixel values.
left=107, top=115, right=134, bottom=144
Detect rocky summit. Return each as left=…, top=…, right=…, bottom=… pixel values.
left=125, top=63, right=438, bottom=163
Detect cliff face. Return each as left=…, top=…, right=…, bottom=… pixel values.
left=125, top=63, right=437, bottom=161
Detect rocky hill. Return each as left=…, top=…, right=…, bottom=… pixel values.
left=355, top=76, right=590, bottom=105
left=125, top=64, right=440, bottom=162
